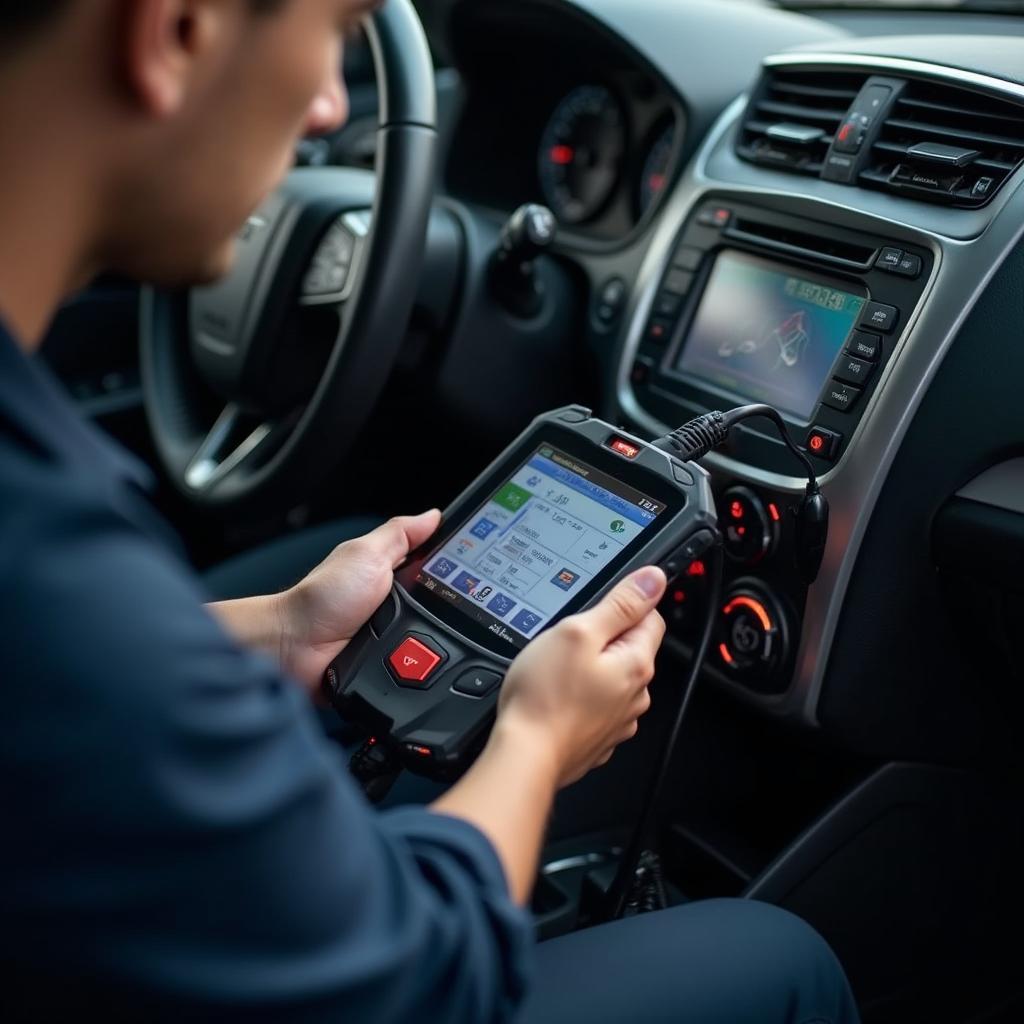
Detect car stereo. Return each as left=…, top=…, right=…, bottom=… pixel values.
left=325, top=406, right=717, bottom=778
left=629, top=198, right=934, bottom=474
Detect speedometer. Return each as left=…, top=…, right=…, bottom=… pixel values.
left=538, top=85, right=626, bottom=225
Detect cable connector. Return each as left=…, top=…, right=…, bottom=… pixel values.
left=652, top=410, right=728, bottom=462
left=654, top=403, right=828, bottom=583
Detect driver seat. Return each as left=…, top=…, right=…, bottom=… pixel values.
left=202, top=516, right=382, bottom=602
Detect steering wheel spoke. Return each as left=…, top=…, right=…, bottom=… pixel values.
left=184, top=404, right=278, bottom=492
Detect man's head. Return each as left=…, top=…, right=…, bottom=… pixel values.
left=0, top=0, right=375, bottom=290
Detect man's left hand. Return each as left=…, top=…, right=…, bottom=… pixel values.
left=211, top=511, right=441, bottom=691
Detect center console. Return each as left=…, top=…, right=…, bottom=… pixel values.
left=619, top=194, right=934, bottom=700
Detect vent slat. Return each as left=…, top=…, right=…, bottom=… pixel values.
left=872, top=139, right=1016, bottom=172
left=863, top=80, right=1024, bottom=208
left=756, top=99, right=848, bottom=124
left=772, top=81, right=860, bottom=101
left=739, top=68, right=1024, bottom=208
left=898, top=95, right=1024, bottom=126
left=883, top=117, right=1024, bottom=153
left=738, top=70, right=867, bottom=177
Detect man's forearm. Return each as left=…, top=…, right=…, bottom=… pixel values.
left=431, top=717, right=560, bottom=905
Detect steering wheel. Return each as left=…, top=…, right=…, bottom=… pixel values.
left=140, top=0, right=436, bottom=513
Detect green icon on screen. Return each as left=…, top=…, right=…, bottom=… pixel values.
left=610, top=519, right=626, bottom=534
left=495, top=482, right=532, bottom=512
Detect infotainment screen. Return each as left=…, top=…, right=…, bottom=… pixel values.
left=415, top=445, right=665, bottom=649
left=674, top=250, right=867, bottom=420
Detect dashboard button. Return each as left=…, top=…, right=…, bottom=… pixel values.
left=806, top=426, right=842, bottom=461
left=834, top=354, right=874, bottom=386
left=644, top=318, right=674, bottom=346
left=822, top=381, right=863, bottom=412
left=663, top=268, right=694, bottom=296
left=876, top=247, right=903, bottom=270
left=833, top=119, right=865, bottom=154
left=697, top=205, right=732, bottom=228
left=672, top=246, right=704, bottom=272
left=720, top=488, right=776, bottom=565
left=388, top=635, right=445, bottom=686
left=894, top=253, right=922, bottom=278
left=846, top=330, right=881, bottom=361
left=654, top=291, right=684, bottom=318
left=858, top=301, right=899, bottom=334
left=452, top=668, right=502, bottom=699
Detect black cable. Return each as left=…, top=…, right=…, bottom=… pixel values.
left=602, top=541, right=725, bottom=921
left=653, top=403, right=818, bottom=489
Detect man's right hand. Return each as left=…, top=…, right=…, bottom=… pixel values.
left=496, top=566, right=668, bottom=788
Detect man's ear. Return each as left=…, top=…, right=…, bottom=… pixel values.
left=119, top=0, right=223, bottom=117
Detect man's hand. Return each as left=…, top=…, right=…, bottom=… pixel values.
left=496, top=566, right=667, bottom=787
left=432, top=566, right=667, bottom=903
left=211, top=511, right=440, bottom=690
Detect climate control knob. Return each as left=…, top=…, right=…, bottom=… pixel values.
left=716, top=582, right=789, bottom=691
left=720, top=486, right=780, bottom=565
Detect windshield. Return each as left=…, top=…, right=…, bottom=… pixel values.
left=775, top=0, right=1024, bottom=12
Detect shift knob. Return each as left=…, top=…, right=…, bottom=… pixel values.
left=491, top=204, right=557, bottom=317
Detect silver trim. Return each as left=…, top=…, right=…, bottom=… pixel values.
left=764, top=52, right=1024, bottom=104
left=614, top=58, right=1024, bottom=726
left=184, top=404, right=274, bottom=492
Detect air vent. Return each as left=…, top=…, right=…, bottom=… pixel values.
left=737, top=69, right=868, bottom=176
left=860, top=80, right=1024, bottom=207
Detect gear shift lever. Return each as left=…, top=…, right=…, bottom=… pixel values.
left=490, top=204, right=557, bottom=318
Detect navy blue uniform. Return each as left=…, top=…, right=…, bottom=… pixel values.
left=0, top=323, right=859, bottom=1023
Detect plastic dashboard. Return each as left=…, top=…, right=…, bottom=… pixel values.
left=610, top=42, right=1024, bottom=727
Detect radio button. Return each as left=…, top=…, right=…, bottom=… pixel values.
left=654, top=291, right=684, bottom=318
left=834, top=354, right=874, bottom=386
left=846, top=330, right=881, bottom=361
left=663, top=268, right=694, bottom=296
left=822, top=382, right=863, bottom=412
left=672, top=246, right=704, bottom=272
left=894, top=253, right=922, bottom=278
left=876, top=246, right=903, bottom=270
left=806, top=426, right=842, bottom=461
left=644, top=318, right=674, bottom=346
left=858, top=301, right=899, bottom=334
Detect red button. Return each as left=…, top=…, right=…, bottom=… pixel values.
left=389, top=637, right=442, bottom=683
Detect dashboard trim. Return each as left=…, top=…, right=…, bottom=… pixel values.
left=615, top=59, right=1024, bottom=726
left=764, top=52, right=1024, bottom=104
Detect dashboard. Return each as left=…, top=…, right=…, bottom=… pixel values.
left=415, top=1, right=1024, bottom=730
left=444, top=0, right=685, bottom=242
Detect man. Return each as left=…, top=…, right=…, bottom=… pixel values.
left=0, top=2, right=860, bottom=1021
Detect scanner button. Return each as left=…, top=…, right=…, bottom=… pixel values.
left=389, top=636, right=443, bottom=685
left=452, top=668, right=503, bottom=699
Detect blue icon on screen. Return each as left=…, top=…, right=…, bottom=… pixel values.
left=511, top=609, right=543, bottom=634
left=453, top=571, right=482, bottom=596
left=551, top=568, right=580, bottom=591
left=428, top=557, right=457, bottom=579
left=487, top=593, right=517, bottom=617
left=470, top=518, right=498, bottom=540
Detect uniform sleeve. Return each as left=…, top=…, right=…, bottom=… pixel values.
left=0, top=463, right=534, bottom=1022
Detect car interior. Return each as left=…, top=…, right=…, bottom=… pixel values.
left=41, top=0, right=1024, bottom=1019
